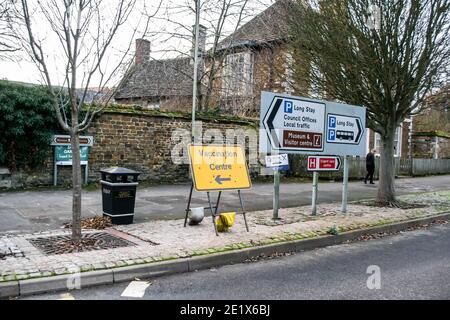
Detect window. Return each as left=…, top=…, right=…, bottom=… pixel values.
left=374, top=127, right=402, bottom=157
left=222, top=52, right=254, bottom=97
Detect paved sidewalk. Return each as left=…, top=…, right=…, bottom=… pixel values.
left=1, top=175, right=450, bottom=235
left=1, top=191, right=449, bottom=285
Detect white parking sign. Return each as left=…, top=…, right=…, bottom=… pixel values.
left=260, top=92, right=367, bottom=157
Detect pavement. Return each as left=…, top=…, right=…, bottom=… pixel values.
left=1, top=175, right=450, bottom=235
left=1, top=190, right=449, bottom=298
left=19, top=221, right=450, bottom=300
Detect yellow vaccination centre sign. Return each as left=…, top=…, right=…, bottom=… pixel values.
left=188, top=145, right=252, bottom=192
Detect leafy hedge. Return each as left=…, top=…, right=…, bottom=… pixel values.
left=0, top=80, right=58, bottom=170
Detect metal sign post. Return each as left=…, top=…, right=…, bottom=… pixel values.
left=273, top=169, right=280, bottom=220
left=341, top=156, right=350, bottom=213
left=265, top=153, right=289, bottom=220
left=312, top=171, right=319, bottom=216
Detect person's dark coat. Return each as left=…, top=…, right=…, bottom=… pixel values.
left=366, top=152, right=375, bottom=170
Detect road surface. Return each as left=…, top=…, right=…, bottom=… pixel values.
left=0, top=175, right=449, bottom=234
left=20, top=221, right=450, bottom=300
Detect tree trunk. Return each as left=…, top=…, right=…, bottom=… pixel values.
left=70, top=129, right=83, bottom=241
left=377, top=125, right=397, bottom=204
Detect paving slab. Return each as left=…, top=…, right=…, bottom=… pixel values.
left=1, top=175, right=449, bottom=234
left=0, top=190, right=449, bottom=297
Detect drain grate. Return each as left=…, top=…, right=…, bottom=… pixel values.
left=28, top=232, right=135, bottom=256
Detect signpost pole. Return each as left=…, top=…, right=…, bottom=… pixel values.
left=53, top=160, right=57, bottom=186
left=191, top=0, right=201, bottom=144
left=238, top=190, right=249, bottom=232
left=273, top=169, right=280, bottom=220
left=184, top=183, right=194, bottom=227
left=312, top=171, right=319, bottom=216
left=207, top=192, right=219, bottom=236
left=341, top=156, right=350, bottom=213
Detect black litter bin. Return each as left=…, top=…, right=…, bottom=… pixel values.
left=100, top=167, right=140, bottom=225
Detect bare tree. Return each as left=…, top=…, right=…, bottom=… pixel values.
left=288, top=0, right=450, bottom=205
left=197, top=0, right=251, bottom=111
left=14, top=0, right=157, bottom=241
left=142, top=0, right=269, bottom=112
left=0, top=0, right=19, bottom=60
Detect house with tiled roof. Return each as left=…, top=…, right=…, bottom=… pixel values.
left=114, top=0, right=296, bottom=117
left=114, top=38, right=196, bottom=112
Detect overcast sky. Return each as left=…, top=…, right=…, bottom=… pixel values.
left=0, top=0, right=275, bottom=86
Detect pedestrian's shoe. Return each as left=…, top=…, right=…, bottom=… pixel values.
left=364, top=179, right=367, bottom=184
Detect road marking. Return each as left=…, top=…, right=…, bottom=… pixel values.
left=121, top=281, right=151, bottom=298
left=58, top=293, right=75, bottom=300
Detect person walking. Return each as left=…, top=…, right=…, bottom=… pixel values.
left=365, top=149, right=376, bottom=184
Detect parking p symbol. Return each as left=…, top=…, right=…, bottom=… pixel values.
left=328, top=130, right=336, bottom=141
left=284, top=101, right=293, bottom=114
left=329, top=116, right=337, bottom=128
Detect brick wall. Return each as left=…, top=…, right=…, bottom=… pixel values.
left=9, top=109, right=258, bottom=188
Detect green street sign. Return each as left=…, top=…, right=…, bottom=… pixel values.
left=55, top=146, right=89, bottom=162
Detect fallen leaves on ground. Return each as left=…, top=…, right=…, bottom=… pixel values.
left=64, top=216, right=112, bottom=230
left=54, top=239, right=102, bottom=254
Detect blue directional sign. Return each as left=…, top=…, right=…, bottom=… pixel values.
left=326, top=114, right=363, bottom=145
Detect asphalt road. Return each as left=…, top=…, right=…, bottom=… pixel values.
left=21, top=222, right=450, bottom=300
left=1, top=175, right=450, bottom=234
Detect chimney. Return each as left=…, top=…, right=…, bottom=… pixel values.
left=191, top=25, right=207, bottom=61
left=135, top=38, right=150, bottom=66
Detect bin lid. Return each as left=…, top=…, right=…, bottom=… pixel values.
left=100, top=167, right=140, bottom=176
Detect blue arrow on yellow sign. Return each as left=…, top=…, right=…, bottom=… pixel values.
left=188, top=144, right=252, bottom=192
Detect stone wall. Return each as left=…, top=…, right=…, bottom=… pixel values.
left=6, top=108, right=258, bottom=188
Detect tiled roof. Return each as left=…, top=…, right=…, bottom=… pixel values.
left=216, top=0, right=293, bottom=51
left=115, top=58, right=193, bottom=100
